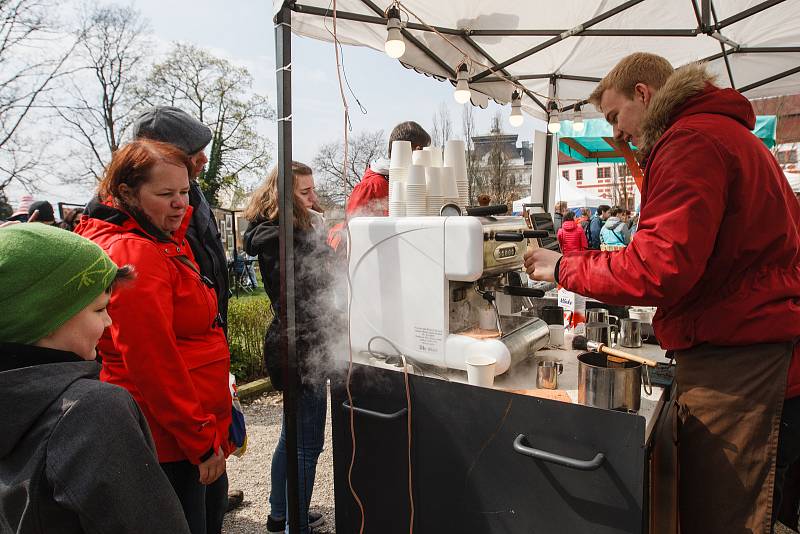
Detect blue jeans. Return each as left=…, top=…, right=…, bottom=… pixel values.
left=269, top=383, right=327, bottom=533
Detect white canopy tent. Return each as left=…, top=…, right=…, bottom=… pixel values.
left=513, top=179, right=606, bottom=213
left=277, top=0, right=800, bottom=121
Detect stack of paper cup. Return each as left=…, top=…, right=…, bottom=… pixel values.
left=411, top=149, right=431, bottom=167
left=389, top=141, right=412, bottom=212
left=423, top=146, right=443, bottom=168
left=425, top=167, right=444, bottom=216
left=441, top=166, right=459, bottom=206
left=405, top=165, right=428, bottom=216
left=388, top=181, right=406, bottom=217
left=444, top=140, right=469, bottom=207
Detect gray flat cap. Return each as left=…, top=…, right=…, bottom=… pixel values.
left=131, top=106, right=212, bottom=154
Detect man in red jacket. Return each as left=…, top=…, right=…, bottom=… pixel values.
left=525, top=52, right=800, bottom=533
left=328, top=121, right=430, bottom=249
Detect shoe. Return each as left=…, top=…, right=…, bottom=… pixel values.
left=309, top=511, right=325, bottom=528
left=226, top=490, right=244, bottom=513
left=266, top=515, right=285, bottom=534
left=266, top=511, right=325, bottom=533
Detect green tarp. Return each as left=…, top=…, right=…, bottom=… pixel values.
left=558, top=115, right=777, bottom=163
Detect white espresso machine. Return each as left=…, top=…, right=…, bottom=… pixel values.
left=347, top=215, right=550, bottom=376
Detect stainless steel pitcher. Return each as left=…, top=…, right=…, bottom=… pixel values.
left=620, top=318, right=643, bottom=348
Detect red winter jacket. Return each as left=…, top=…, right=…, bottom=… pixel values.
left=557, top=220, right=588, bottom=254
left=346, top=167, right=389, bottom=218
left=75, top=202, right=232, bottom=463
left=558, top=65, right=800, bottom=397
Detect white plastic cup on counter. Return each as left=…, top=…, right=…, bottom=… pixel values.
left=465, top=355, right=497, bottom=387
left=412, top=149, right=430, bottom=167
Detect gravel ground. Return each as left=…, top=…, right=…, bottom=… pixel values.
left=223, top=390, right=335, bottom=534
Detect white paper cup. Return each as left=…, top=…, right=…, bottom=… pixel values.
left=412, top=149, right=430, bottom=167
left=423, top=146, right=443, bottom=167
left=390, top=141, right=412, bottom=169
left=466, top=355, right=497, bottom=387
left=407, top=164, right=426, bottom=186
left=425, top=167, right=443, bottom=196
left=440, top=166, right=458, bottom=198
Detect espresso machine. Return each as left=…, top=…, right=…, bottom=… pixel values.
left=347, top=211, right=551, bottom=377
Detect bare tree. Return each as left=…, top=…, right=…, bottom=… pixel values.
left=0, top=0, right=79, bottom=193
left=461, top=104, right=480, bottom=203
left=480, top=113, right=516, bottom=205
left=56, top=3, right=150, bottom=182
left=430, top=101, right=452, bottom=147
left=313, top=130, right=386, bottom=208
left=141, top=43, right=274, bottom=206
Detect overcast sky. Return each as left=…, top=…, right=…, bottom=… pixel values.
left=8, top=0, right=549, bottom=207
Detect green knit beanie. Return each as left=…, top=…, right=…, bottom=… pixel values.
left=0, top=223, right=118, bottom=344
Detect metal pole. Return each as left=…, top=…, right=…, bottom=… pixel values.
left=275, top=5, right=301, bottom=534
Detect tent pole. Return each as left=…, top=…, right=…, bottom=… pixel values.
left=275, top=5, right=301, bottom=534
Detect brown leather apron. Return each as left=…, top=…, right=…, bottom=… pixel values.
left=675, top=342, right=792, bottom=534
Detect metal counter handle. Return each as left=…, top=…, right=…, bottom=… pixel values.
left=512, top=434, right=605, bottom=471
left=342, top=400, right=408, bottom=420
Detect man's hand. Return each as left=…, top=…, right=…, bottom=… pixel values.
left=198, top=447, right=226, bottom=485
left=524, top=248, right=562, bottom=282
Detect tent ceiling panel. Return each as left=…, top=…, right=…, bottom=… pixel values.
left=280, top=0, right=800, bottom=121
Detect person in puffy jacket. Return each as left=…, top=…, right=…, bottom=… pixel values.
left=243, top=161, right=334, bottom=534
left=599, top=207, right=631, bottom=247
left=556, top=211, right=588, bottom=253
left=525, top=52, right=800, bottom=533
left=0, top=223, right=190, bottom=534
left=75, top=140, right=232, bottom=534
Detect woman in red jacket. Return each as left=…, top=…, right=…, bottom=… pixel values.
left=75, top=140, right=231, bottom=534
left=556, top=211, right=588, bottom=253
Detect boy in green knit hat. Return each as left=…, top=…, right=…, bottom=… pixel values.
left=0, top=223, right=193, bottom=533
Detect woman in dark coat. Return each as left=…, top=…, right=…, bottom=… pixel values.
left=243, top=161, right=333, bottom=534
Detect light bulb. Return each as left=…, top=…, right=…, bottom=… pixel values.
left=384, top=8, right=405, bottom=59
left=548, top=115, right=561, bottom=134
left=573, top=115, right=585, bottom=132
left=509, top=90, right=523, bottom=127
left=385, top=27, right=405, bottom=58
left=454, top=63, right=470, bottom=104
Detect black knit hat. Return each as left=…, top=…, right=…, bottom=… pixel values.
left=28, top=200, right=55, bottom=223
left=131, top=106, right=212, bottom=154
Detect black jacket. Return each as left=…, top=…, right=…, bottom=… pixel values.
left=186, top=180, right=229, bottom=325
left=243, top=218, right=336, bottom=391
left=0, top=343, right=190, bottom=534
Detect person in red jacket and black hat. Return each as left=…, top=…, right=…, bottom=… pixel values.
left=75, top=139, right=232, bottom=534
left=525, top=52, right=800, bottom=533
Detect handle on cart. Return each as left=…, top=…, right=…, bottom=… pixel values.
left=465, top=205, right=508, bottom=217
left=502, top=286, right=546, bottom=298
left=494, top=232, right=525, bottom=242
left=342, top=400, right=408, bottom=420
left=522, top=230, right=550, bottom=239
left=512, top=434, right=605, bottom=471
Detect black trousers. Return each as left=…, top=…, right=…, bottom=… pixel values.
left=161, top=460, right=228, bottom=534
left=774, top=396, right=800, bottom=530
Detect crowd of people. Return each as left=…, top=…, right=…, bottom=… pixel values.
left=555, top=203, right=638, bottom=253
left=0, top=107, right=334, bottom=534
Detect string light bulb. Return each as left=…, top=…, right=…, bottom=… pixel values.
left=547, top=101, right=561, bottom=134
left=454, top=63, right=471, bottom=104
left=573, top=103, right=585, bottom=133
left=509, top=90, right=524, bottom=128
left=384, top=6, right=405, bottom=59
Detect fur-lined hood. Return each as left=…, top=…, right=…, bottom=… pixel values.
left=638, top=62, right=755, bottom=156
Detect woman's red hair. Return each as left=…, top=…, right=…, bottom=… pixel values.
left=98, top=139, right=193, bottom=201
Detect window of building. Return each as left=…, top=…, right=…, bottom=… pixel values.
left=618, top=164, right=630, bottom=176
left=562, top=170, right=570, bottom=179
left=597, top=167, right=611, bottom=179
left=778, top=150, right=798, bottom=165
left=575, top=169, right=583, bottom=180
